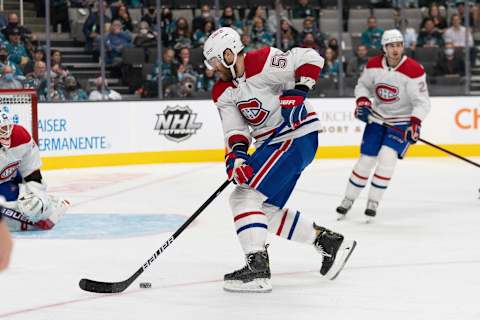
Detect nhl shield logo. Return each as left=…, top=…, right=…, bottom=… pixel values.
left=237, top=98, right=269, bottom=126
left=154, top=106, right=202, bottom=142
left=375, top=83, right=400, bottom=103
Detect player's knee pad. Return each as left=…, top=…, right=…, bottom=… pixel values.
left=229, top=186, right=267, bottom=215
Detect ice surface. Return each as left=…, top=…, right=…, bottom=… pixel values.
left=0, top=158, right=479, bottom=320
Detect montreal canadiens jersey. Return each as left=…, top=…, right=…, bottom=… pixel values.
left=0, top=125, right=41, bottom=184
left=212, top=46, right=324, bottom=148
left=355, top=55, right=431, bottom=125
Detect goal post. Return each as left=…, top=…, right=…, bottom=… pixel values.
left=0, top=89, right=38, bottom=144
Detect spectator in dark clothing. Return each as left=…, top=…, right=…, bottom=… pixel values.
left=134, top=21, right=157, bottom=48
left=196, top=67, right=216, bottom=92
left=250, top=17, right=273, bottom=49
left=113, top=4, right=134, bottom=32
left=142, top=5, right=158, bottom=27
left=63, top=76, right=88, bottom=101
left=192, top=4, right=213, bottom=33
left=193, top=19, right=214, bottom=48
left=328, top=38, right=340, bottom=56
left=298, top=17, right=327, bottom=55
left=421, top=3, right=447, bottom=32
left=51, top=0, right=70, bottom=32
left=23, top=48, right=45, bottom=75
left=160, top=8, right=175, bottom=47
left=434, top=41, right=465, bottom=76
left=151, top=47, right=177, bottom=85
left=347, top=45, right=369, bottom=79
left=219, top=6, right=243, bottom=31
left=455, top=0, right=474, bottom=26
left=172, top=17, right=192, bottom=50
left=361, top=16, right=384, bottom=49
left=2, top=13, right=32, bottom=43
left=5, top=28, right=30, bottom=69
left=301, top=32, right=322, bottom=54
left=83, top=1, right=111, bottom=51
left=417, top=18, right=444, bottom=47
left=293, top=0, right=316, bottom=19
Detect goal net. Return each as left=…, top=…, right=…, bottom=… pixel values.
left=0, top=89, right=38, bottom=143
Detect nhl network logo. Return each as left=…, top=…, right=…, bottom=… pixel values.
left=154, top=105, right=202, bottom=142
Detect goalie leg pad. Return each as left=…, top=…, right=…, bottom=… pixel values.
left=230, top=186, right=268, bottom=254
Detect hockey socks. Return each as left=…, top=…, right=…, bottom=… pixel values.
left=368, top=146, right=397, bottom=203
left=345, top=155, right=377, bottom=200
left=262, top=203, right=316, bottom=244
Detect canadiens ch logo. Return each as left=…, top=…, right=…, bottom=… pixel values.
left=154, top=105, right=202, bottom=142
left=0, top=161, right=20, bottom=181
left=237, top=98, right=269, bottom=126
left=375, top=83, right=399, bottom=103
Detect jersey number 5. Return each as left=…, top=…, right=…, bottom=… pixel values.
left=271, top=55, right=288, bottom=68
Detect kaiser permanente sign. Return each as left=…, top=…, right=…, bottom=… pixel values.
left=37, top=98, right=480, bottom=170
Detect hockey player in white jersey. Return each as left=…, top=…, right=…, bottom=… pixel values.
left=204, top=27, right=356, bottom=292
left=336, top=29, right=431, bottom=221
left=0, top=107, right=69, bottom=231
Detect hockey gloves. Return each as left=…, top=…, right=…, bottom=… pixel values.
left=226, top=150, right=254, bottom=185
left=404, top=116, right=421, bottom=144
left=354, top=97, right=372, bottom=123
left=279, top=89, right=308, bottom=129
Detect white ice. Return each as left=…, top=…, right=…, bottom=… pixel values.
left=0, top=157, right=479, bottom=320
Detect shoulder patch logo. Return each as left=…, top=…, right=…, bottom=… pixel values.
left=0, top=161, right=20, bottom=182
left=375, top=83, right=400, bottom=103
left=237, top=98, right=270, bottom=126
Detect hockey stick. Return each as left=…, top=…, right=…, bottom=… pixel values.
left=368, top=116, right=480, bottom=168
left=79, top=122, right=288, bottom=293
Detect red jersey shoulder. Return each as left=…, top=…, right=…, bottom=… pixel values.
left=244, top=46, right=271, bottom=79
left=212, top=80, right=236, bottom=103
left=366, top=55, right=384, bottom=69
left=10, top=125, right=32, bottom=148
left=396, top=57, right=425, bottom=79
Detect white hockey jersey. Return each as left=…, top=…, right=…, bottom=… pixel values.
left=0, top=125, right=41, bottom=184
left=212, top=46, right=324, bottom=149
left=355, top=55, right=431, bottom=125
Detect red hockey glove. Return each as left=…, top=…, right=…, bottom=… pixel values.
left=225, top=151, right=254, bottom=185
left=354, top=97, right=372, bottom=123
left=404, top=116, right=421, bottom=144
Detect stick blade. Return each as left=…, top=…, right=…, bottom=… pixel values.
left=79, top=278, right=128, bottom=293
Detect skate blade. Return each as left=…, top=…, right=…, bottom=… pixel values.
left=325, top=240, right=357, bottom=280
left=337, top=214, right=347, bottom=221
left=223, top=278, right=272, bottom=293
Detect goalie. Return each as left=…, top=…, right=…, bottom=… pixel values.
left=0, top=107, right=69, bottom=231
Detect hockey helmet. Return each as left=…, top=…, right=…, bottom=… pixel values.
left=203, top=27, right=244, bottom=79
left=381, top=29, right=404, bottom=51
left=0, top=106, right=13, bottom=149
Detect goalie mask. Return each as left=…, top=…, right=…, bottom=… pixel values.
left=0, top=106, right=13, bottom=149
left=203, top=27, right=244, bottom=79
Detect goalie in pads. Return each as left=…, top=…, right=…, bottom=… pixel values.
left=0, top=107, right=69, bottom=231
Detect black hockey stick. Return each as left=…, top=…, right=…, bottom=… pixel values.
left=369, top=116, right=480, bottom=168
left=79, top=123, right=287, bottom=293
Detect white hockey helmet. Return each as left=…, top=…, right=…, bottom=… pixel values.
left=381, top=29, right=404, bottom=51
left=203, top=27, right=244, bottom=79
left=0, top=106, right=13, bottom=149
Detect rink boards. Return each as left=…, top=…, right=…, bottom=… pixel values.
left=34, top=97, right=480, bottom=169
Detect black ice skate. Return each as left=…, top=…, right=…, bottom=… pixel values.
left=364, top=199, right=378, bottom=223
left=224, top=247, right=272, bottom=293
left=336, top=197, right=354, bottom=220
left=313, top=223, right=357, bottom=280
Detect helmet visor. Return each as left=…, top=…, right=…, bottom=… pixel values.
left=204, top=56, right=222, bottom=71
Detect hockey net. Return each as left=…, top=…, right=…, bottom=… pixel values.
left=0, top=89, right=38, bottom=143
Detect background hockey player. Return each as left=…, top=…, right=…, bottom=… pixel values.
left=204, top=27, right=356, bottom=293
left=0, top=107, right=69, bottom=231
left=336, top=29, right=431, bottom=221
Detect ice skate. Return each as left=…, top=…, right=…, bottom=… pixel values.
left=364, top=200, right=378, bottom=223
left=224, top=247, right=272, bottom=293
left=336, top=197, right=354, bottom=220
left=313, top=223, right=356, bottom=280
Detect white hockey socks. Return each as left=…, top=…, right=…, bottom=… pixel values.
left=345, top=155, right=377, bottom=200
left=262, top=203, right=316, bottom=245
left=368, top=146, right=398, bottom=203
left=230, top=186, right=269, bottom=253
